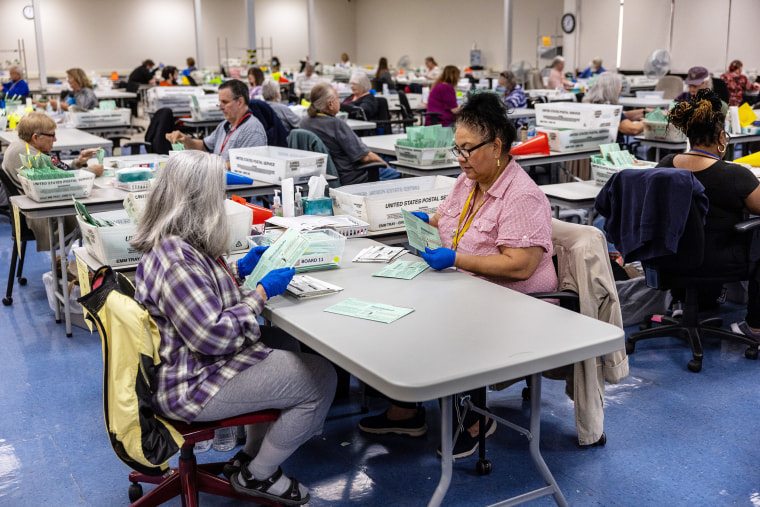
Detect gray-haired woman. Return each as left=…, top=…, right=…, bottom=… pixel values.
left=340, top=71, right=378, bottom=120
left=131, top=151, right=336, bottom=505
left=582, top=71, right=644, bottom=137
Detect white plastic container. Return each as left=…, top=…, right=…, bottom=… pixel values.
left=67, top=109, right=131, bottom=128
left=19, top=170, right=95, bottom=202
left=330, top=176, right=456, bottom=232
left=591, top=160, right=657, bottom=186
left=77, top=210, right=140, bottom=267
left=642, top=120, right=687, bottom=142
left=190, top=95, right=225, bottom=121
left=394, top=145, right=453, bottom=166
left=229, top=146, right=327, bottom=184
left=535, top=103, right=623, bottom=130
left=635, top=90, right=665, bottom=99
left=249, top=229, right=346, bottom=272
left=537, top=127, right=615, bottom=152
left=146, top=87, right=205, bottom=114
left=225, top=199, right=254, bottom=252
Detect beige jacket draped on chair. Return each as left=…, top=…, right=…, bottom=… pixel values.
left=550, top=218, right=628, bottom=445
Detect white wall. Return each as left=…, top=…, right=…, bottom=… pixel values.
left=355, top=0, right=504, bottom=71
left=670, top=0, right=729, bottom=75
left=253, top=0, right=309, bottom=71
left=511, top=0, right=564, bottom=70
left=313, top=0, right=356, bottom=67
left=725, top=0, right=760, bottom=77
left=202, top=0, right=247, bottom=72
left=576, top=0, right=619, bottom=74
left=619, top=0, right=671, bottom=71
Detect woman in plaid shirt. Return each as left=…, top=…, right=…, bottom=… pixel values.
left=132, top=151, right=336, bottom=505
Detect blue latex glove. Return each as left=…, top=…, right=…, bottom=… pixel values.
left=411, top=211, right=429, bottom=224
left=258, top=267, right=296, bottom=298
left=419, top=247, right=456, bottom=271
left=237, top=246, right=269, bottom=277
left=67, top=96, right=75, bottom=105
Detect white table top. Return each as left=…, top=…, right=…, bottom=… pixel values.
left=361, top=133, right=407, bottom=156
left=510, top=107, right=536, bottom=119
left=94, top=89, right=137, bottom=100
left=263, top=238, right=624, bottom=402
left=346, top=119, right=377, bottom=131
left=618, top=97, right=673, bottom=108
left=540, top=180, right=601, bottom=201
left=0, top=128, right=113, bottom=152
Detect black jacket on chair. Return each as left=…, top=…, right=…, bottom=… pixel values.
left=248, top=100, right=288, bottom=147
left=144, top=108, right=175, bottom=155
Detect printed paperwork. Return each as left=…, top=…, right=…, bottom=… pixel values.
left=352, top=245, right=407, bottom=263
left=286, top=275, right=343, bottom=299
left=372, top=260, right=429, bottom=280
left=243, top=228, right=310, bottom=292
left=324, top=298, right=414, bottom=324
left=402, top=208, right=442, bottom=251
left=267, top=215, right=360, bottom=231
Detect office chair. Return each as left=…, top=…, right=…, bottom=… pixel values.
left=596, top=168, right=760, bottom=372
left=78, top=266, right=281, bottom=507
left=373, top=97, right=414, bottom=135
left=655, top=76, right=685, bottom=100
left=711, top=77, right=731, bottom=105
left=249, top=99, right=289, bottom=147
left=144, top=108, right=178, bottom=155
left=0, top=169, right=35, bottom=306
left=460, top=219, right=625, bottom=474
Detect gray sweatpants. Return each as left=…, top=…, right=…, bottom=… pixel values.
left=195, top=326, right=336, bottom=467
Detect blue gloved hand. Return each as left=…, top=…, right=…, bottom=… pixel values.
left=419, top=247, right=456, bottom=271
left=237, top=246, right=269, bottom=277
left=411, top=211, right=429, bottom=224
left=258, top=267, right=296, bottom=298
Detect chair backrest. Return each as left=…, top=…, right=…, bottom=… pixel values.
left=525, top=69, right=545, bottom=90
left=78, top=266, right=185, bottom=477
left=711, top=77, right=730, bottom=105
left=144, top=108, right=175, bottom=154
left=287, top=128, right=340, bottom=186
left=655, top=76, right=685, bottom=100
left=249, top=100, right=289, bottom=147
left=397, top=91, right=412, bottom=112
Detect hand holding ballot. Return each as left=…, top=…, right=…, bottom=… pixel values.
left=419, top=247, right=456, bottom=270
left=237, top=246, right=269, bottom=277
left=258, top=267, right=296, bottom=299
left=411, top=211, right=429, bottom=223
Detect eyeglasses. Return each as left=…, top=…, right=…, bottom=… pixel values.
left=451, top=139, right=493, bottom=159
left=36, top=132, right=56, bottom=138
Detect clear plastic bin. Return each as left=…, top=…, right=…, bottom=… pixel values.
left=248, top=229, right=346, bottom=272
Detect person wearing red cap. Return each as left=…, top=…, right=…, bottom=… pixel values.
left=721, top=60, right=760, bottom=107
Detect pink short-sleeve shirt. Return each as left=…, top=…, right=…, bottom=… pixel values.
left=436, top=159, right=557, bottom=294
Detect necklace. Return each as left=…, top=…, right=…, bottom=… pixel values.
left=688, top=149, right=720, bottom=160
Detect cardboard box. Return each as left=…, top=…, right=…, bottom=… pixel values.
left=229, top=146, right=327, bottom=184
left=19, top=170, right=95, bottom=202
left=537, top=127, right=615, bottom=152
left=330, top=176, right=456, bottom=232
left=535, top=103, right=623, bottom=130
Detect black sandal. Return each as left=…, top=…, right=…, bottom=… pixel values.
left=222, top=450, right=252, bottom=480
left=231, top=466, right=310, bottom=505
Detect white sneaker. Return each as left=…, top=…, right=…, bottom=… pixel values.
left=671, top=301, right=683, bottom=318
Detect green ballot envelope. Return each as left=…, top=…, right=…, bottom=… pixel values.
left=243, top=228, right=310, bottom=292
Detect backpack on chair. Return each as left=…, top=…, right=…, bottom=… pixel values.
left=78, top=266, right=184, bottom=476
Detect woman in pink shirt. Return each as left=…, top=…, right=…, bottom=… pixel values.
left=359, top=93, right=557, bottom=458
left=425, top=65, right=460, bottom=126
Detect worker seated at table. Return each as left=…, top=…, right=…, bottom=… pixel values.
left=261, top=79, right=300, bottom=133
left=497, top=70, right=527, bottom=110
left=577, top=57, right=605, bottom=79
left=300, top=82, right=390, bottom=185
left=374, top=57, right=395, bottom=93
left=1, top=112, right=104, bottom=251
left=165, top=79, right=266, bottom=168
left=36, top=68, right=98, bottom=112
left=547, top=56, right=574, bottom=91
left=131, top=150, right=336, bottom=506
left=721, top=59, right=760, bottom=107
left=337, top=52, right=351, bottom=69
left=423, top=56, right=442, bottom=81
left=158, top=66, right=178, bottom=86
left=248, top=66, right=265, bottom=100
left=359, top=93, right=557, bottom=459
left=339, top=72, right=378, bottom=120
left=294, top=63, right=321, bottom=99
left=583, top=72, right=644, bottom=138
left=425, top=65, right=461, bottom=126
left=1, top=65, right=30, bottom=100
left=655, top=89, right=760, bottom=338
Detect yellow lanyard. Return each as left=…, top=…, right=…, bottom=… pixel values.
left=452, top=186, right=487, bottom=251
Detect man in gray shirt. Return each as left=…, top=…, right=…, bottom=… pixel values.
left=166, top=80, right=266, bottom=167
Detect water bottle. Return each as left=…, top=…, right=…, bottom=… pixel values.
left=382, top=83, right=389, bottom=96
left=527, top=122, right=536, bottom=138
left=195, top=438, right=212, bottom=453
left=213, top=427, right=237, bottom=452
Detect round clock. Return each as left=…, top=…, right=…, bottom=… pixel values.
left=561, top=13, right=576, bottom=34
left=23, top=5, right=34, bottom=20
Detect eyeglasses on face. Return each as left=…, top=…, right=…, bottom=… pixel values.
left=36, top=132, right=56, bottom=138
left=451, top=139, right=493, bottom=159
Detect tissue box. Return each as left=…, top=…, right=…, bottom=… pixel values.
left=303, top=198, right=334, bottom=216
left=330, top=176, right=455, bottom=232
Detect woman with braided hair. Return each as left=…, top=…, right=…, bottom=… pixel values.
left=657, top=88, right=760, bottom=339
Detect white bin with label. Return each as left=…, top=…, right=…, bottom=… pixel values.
left=229, top=146, right=327, bottom=184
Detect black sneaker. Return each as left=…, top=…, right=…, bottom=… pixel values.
left=358, top=406, right=427, bottom=437
left=731, top=321, right=760, bottom=343
left=437, top=418, right=497, bottom=459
